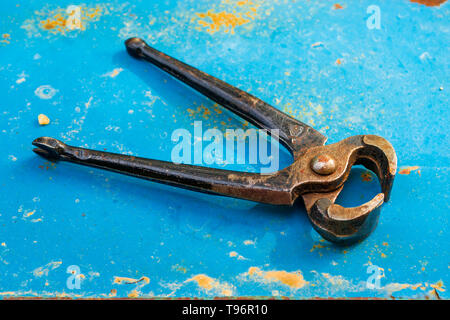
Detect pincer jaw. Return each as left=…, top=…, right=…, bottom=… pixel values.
left=303, top=134, right=397, bottom=245
left=32, top=137, right=68, bottom=161
left=308, top=193, right=384, bottom=245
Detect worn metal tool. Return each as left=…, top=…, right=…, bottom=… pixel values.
left=32, top=37, right=397, bottom=245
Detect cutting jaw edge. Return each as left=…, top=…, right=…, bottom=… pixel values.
left=299, top=135, right=397, bottom=245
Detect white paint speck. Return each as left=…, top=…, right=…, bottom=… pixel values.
left=419, top=52, right=431, bottom=61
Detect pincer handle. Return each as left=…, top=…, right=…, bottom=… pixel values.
left=125, top=37, right=326, bottom=154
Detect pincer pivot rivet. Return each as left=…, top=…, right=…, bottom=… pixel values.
left=310, top=154, right=336, bottom=175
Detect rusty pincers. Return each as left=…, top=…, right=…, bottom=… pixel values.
left=32, top=37, right=397, bottom=245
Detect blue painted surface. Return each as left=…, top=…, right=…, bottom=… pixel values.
left=0, top=0, right=448, bottom=298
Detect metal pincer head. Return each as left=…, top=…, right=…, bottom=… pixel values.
left=302, top=135, right=397, bottom=245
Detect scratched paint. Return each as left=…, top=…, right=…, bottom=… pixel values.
left=398, top=166, right=420, bottom=175
left=113, top=276, right=150, bottom=298
left=32, top=261, right=62, bottom=277
left=102, top=68, right=124, bottom=78
left=113, top=276, right=150, bottom=285
left=195, top=0, right=260, bottom=34
left=1, top=33, right=11, bottom=44
left=246, top=267, right=308, bottom=289
left=186, top=274, right=235, bottom=296
left=34, top=85, right=58, bottom=99
left=21, top=4, right=104, bottom=37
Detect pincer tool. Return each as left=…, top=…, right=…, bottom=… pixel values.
left=32, top=37, right=397, bottom=245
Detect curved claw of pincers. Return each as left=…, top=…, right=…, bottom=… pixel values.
left=304, top=134, right=397, bottom=245
left=309, top=193, right=385, bottom=245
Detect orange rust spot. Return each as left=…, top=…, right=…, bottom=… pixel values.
left=310, top=244, right=325, bottom=252
left=196, top=10, right=251, bottom=34
left=410, top=0, right=447, bottom=6
left=113, top=276, right=149, bottom=285
left=1, top=33, right=11, bottom=44
left=264, top=270, right=307, bottom=289
left=361, top=171, right=373, bottom=182
left=398, top=166, right=420, bottom=175
left=23, top=210, right=36, bottom=218
left=103, top=68, right=123, bottom=78
left=334, top=3, right=344, bottom=9
left=187, top=274, right=214, bottom=290
left=186, top=274, right=234, bottom=296
left=430, top=280, right=445, bottom=292
left=335, top=58, right=342, bottom=65
left=41, top=16, right=66, bottom=30
left=38, top=5, right=103, bottom=35
left=248, top=267, right=263, bottom=276
left=128, top=289, right=139, bottom=298
left=248, top=267, right=307, bottom=289
left=236, top=0, right=253, bottom=5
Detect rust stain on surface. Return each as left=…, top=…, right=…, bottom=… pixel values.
left=410, top=0, right=447, bottom=6
left=102, top=68, right=123, bottom=78
left=430, top=280, right=445, bottom=292
left=310, top=243, right=325, bottom=252
left=265, top=271, right=307, bottom=288
left=384, top=280, right=445, bottom=295
left=398, top=166, right=420, bottom=175
left=361, top=171, right=373, bottom=182
left=40, top=6, right=102, bottom=33
left=196, top=11, right=251, bottom=34
left=21, top=5, right=104, bottom=37
left=195, top=0, right=260, bottom=34
left=333, top=4, right=344, bottom=9
left=113, top=276, right=150, bottom=298
left=187, top=274, right=214, bottom=290
left=23, top=210, right=36, bottom=218
left=247, top=267, right=308, bottom=289
left=186, top=274, right=234, bottom=296
left=1, top=33, right=10, bottom=44
left=171, top=264, right=188, bottom=274
left=113, top=276, right=150, bottom=285
left=33, top=261, right=62, bottom=277
left=127, top=290, right=140, bottom=298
